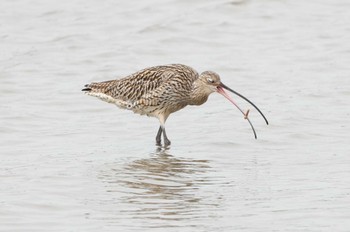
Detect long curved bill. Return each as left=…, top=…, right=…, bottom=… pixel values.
left=217, top=83, right=269, bottom=139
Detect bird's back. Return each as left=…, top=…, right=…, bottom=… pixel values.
left=83, top=64, right=199, bottom=116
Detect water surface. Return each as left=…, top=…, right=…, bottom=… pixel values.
left=1, top=0, right=350, bottom=231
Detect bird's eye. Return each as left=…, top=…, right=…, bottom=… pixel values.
left=207, top=78, right=214, bottom=84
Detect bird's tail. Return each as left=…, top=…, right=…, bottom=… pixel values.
left=82, top=80, right=120, bottom=104
left=82, top=80, right=115, bottom=93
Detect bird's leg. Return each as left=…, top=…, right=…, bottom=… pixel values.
left=161, top=126, right=171, bottom=147
left=155, top=126, right=162, bottom=146
left=157, top=114, right=171, bottom=147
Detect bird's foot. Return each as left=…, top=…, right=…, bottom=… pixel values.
left=164, top=139, right=171, bottom=147
left=155, top=140, right=171, bottom=148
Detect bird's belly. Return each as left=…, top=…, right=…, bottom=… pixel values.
left=131, top=102, right=187, bottom=118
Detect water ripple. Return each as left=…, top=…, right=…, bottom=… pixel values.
left=97, top=149, right=222, bottom=228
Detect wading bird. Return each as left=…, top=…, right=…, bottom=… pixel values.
left=82, top=64, right=268, bottom=146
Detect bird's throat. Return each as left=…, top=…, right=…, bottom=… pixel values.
left=189, top=81, right=211, bottom=105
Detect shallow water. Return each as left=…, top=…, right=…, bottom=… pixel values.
left=1, top=0, right=350, bottom=231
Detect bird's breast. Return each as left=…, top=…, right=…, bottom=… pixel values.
left=188, top=93, right=209, bottom=106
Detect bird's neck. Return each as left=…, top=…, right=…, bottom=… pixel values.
left=189, top=79, right=210, bottom=106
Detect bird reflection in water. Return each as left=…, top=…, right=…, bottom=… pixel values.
left=98, top=148, right=219, bottom=225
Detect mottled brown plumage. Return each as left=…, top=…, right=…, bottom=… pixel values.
left=82, top=64, right=268, bottom=146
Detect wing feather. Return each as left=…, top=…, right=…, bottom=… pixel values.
left=82, top=64, right=199, bottom=111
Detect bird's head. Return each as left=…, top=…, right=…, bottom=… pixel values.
left=199, top=70, right=269, bottom=139
left=199, top=71, right=222, bottom=93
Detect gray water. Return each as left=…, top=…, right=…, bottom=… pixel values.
left=1, top=0, right=350, bottom=231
